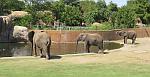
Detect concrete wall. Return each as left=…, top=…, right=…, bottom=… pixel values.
left=33, top=28, right=150, bottom=43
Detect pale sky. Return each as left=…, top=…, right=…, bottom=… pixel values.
left=22, top=0, right=128, bottom=7
left=104, top=0, right=127, bottom=7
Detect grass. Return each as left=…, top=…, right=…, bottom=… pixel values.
left=0, top=57, right=150, bottom=77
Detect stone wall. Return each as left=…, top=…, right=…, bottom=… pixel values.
left=0, top=16, right=14, bottom=42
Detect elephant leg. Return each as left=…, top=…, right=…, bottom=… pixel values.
left=98, top=43, right=104, bottom=53
left=132, top=38, right=136, bottom=44
left=86, top=44, right=91, bottom=53
left=84, top=41, right=90, bottom=53
left=39, top=49, right=44, bottom=58
left=124, top=37, right=127, bottom=44
left=31, top=42, right=33, bottom=55
left=44, top=45, right=50, bottom=60
left=47, top=45, right=51, bottom=60
left=33, top=44, right=37, bottom=57
left=46, top=50, right=50, bottom=60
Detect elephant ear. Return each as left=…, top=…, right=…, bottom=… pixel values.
left=123, top=31, right=128, bottom=36
left=82, top=33, right=88, bottom=41
left=116, top=31, right=120, bottom=35
left=116, top=31, right=122, bottom=36
left=28, top=31, right=35, bottom=42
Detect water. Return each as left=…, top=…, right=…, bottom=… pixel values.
left=0, top=42, right=123, bottom=57
left=0, top=43, right=32, bottom=57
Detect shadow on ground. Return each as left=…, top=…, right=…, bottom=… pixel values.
left=50, top=55, right=62, bottom=59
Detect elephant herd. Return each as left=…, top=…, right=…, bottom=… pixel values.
left=26, top=30, right=137, bottom=60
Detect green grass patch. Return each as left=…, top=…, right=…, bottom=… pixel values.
left=0, top=58, right=150, bottom=77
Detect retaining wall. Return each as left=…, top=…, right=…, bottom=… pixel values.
left=33, top=28, right=150, bottom=43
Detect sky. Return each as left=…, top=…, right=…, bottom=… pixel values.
left=104, top=0, right=127, bottom=7
left=22, top=0, right=128, bottom=7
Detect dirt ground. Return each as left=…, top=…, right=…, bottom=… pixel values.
left=1, top=38, right=150, bottom=64
left=51, top=37, right=150, bottom=64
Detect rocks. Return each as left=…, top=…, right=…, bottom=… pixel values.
left=0, top=26, right=28, bottom=43
left=12, top=26, right=29, bottom=42
left=11, top=11, right=28, bottom=18
left=0, top=11, right=29, bottom=43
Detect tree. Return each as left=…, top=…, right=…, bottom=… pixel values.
left=105, top=2, right=118, bottom=28
left=96, top=0, right=107, bottom=22
left=80, top=0, right=98, bottom=24
left=51, top=0, right=65, bottom=20
left=115, top=6, right=136, bottom=28
left=61, top=5, right=82, bottom=26
left=64, top=0, right=80, bottom=6
left=127, top=0, right=150, bottom=24
left=0, top=0, right=25, bottom=15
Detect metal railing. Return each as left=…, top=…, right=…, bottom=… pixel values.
left=32, top=25, right=91, bottom=30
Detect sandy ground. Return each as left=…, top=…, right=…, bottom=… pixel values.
left=56, top=37, right=150, bottom=64
left=1, top=38, right=150, bottom=64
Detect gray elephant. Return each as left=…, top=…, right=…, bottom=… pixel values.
left=28, top=30, right=51, bottom=60
left=76, top=33, right=104, bottom=53
left=116, top=30, right=137, bottom=44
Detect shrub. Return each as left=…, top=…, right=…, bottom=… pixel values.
left=14, top=15, right=32, bottom=27
left=89, top=22, right=112, bottom=30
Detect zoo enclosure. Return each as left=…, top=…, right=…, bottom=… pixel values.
left=33, top=28, right=150, bottom=43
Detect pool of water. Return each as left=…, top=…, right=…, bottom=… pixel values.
left=0, top=42, right=123, bottom=57
left=0, top=43, right=32, bottom=57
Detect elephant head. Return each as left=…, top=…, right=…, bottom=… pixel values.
left=76, top=33, right=88, bottom=41
left=76, top=33, right=88, bottom=52
left=116, top=30, right=127, bottom=37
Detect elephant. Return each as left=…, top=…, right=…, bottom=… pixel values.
left=76, top=33, right=104, bottom=53
left=116, top=30, right=137, bottom=44
left=0, top=17, right=3, bottom=33
left=28, top=30, right=51, bottom=60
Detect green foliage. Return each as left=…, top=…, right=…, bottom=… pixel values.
left=89, top=22, right=112, bottom=30
left=83, top=11, right=98, bottom=24
left=113, top=6, right=136, bottom=29
left=95, top=0, right=107, bottom=22
left=51, top=0, right=65, bottom=20
left=64, top=0, right=80, bottom=6
left=14, top=15, right=32, bottom=27
left=127, top=0, right=150, bottom=24
left=1, top=0, right=150, bottom=30
left=36, top=11, right=54, bottom=24
left=98, top=22, right=112, bottom=30
left=107, top=1, right=118, bottom=12
left=0, top=0, right=25, bottom=15
left=60, top=5, right=82, bottom=26
left=80, top=0, right=98, bottom=24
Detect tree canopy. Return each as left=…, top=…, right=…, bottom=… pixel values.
left=1, top=0, right=150, bottom=29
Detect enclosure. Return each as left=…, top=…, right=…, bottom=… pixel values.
left=0, top=37, right=150, bottom=77
left=0, top=28, right=150, bottom=57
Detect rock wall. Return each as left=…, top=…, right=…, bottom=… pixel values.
left=0, top=16, right=14, bottom=42
left=0, top=11, right=29, bottom=43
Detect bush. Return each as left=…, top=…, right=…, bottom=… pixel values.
left=36, top=11, right=54, bottom=24
left=89, top=22, right=112, bottom=30
left=14, top=15, right=32, bottom=27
